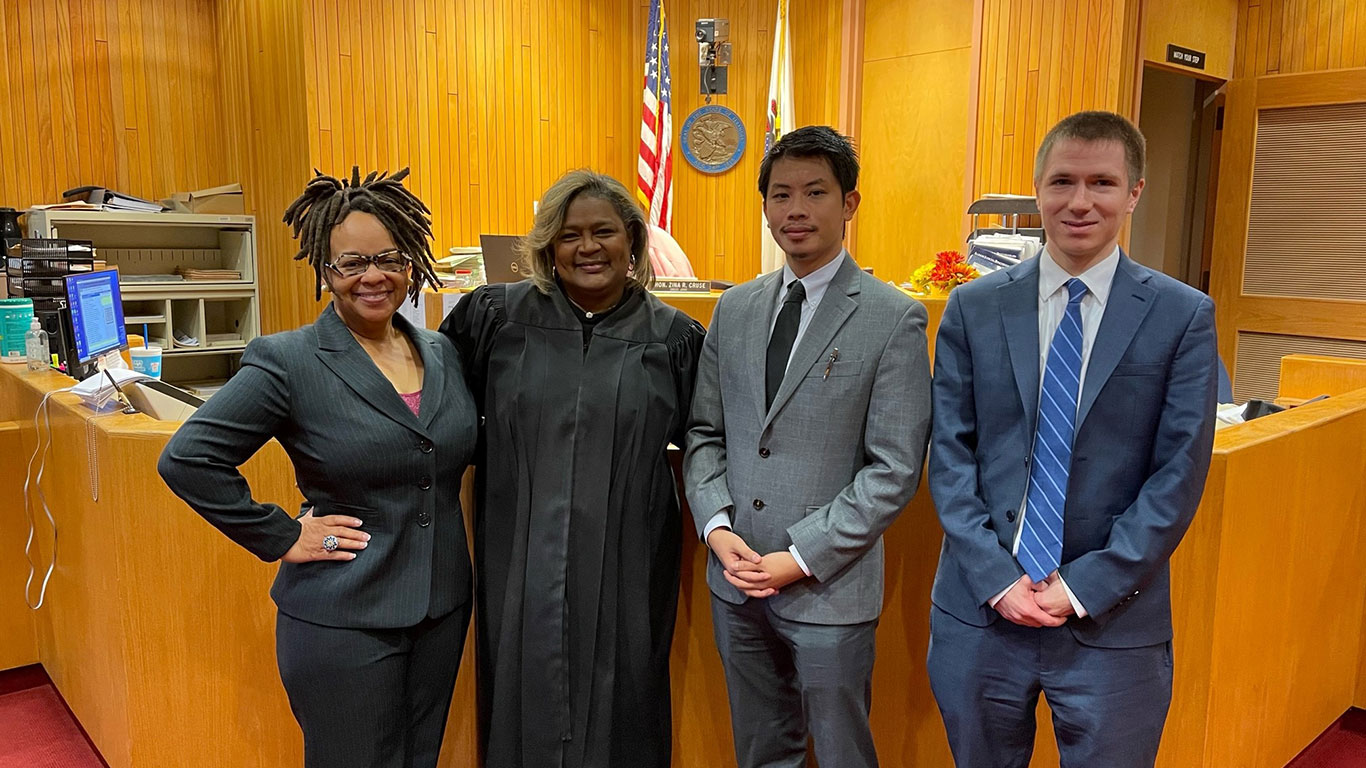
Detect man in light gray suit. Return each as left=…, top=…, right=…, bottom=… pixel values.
left=684, top=125, right=932, bottom=768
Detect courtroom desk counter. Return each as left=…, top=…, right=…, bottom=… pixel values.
left=0, top=362, right=481, bottom=768
left=420, top=286, right=731, bottom=329
left=0, top=379, right=40, bottom=672
left=1156, top=386, right=1366, bottom=768
left=674, top=376, right=1366, bottom=767
left=422, top=285, right=948, bottom=339
left=1272, top=354, right=1366, bottom=714
left=10, top=310, right=1360, bottom=768
left=1279, top=354, right=1366, bottom=404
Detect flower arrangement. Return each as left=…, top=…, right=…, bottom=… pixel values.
left=909, top=250, right=980, bottom=295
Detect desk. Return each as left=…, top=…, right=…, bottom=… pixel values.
left=1279, top=354, right=1366, bottom=402
left=3, top=318, right=1364, bottom=768
left=422, top=287, right=948, bottom=345
left=1273, top=354, right=1366, bottom=712
left=0, top=417, right=39, bottom=671
left=420, top=288, right=732, bottom=330
left=1159, top=387, right=1366, bottom=767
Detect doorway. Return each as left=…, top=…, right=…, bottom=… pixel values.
left=1130, top=64, right=1224, bottom=292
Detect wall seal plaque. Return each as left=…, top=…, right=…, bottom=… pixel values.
left=680, top=105, right=746, bottom=174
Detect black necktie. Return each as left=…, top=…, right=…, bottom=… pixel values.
left=766, top=279, right=806, bottom=409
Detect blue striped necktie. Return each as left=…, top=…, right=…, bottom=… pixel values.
left=1019, top=278, right=1088, bottom=583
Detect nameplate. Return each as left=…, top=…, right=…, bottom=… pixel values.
left=653, top=279, right=711, bottom=293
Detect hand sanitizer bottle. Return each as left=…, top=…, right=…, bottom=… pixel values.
left=25, top=317, right=50, bottom=371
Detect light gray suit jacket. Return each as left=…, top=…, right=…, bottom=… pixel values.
left=684, top=254, right=932, bottom=625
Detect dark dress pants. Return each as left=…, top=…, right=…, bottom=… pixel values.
left=927, top=605, right=1173, bottom=768
left=276, top=602, right=472, bottom=768
left=712, top=595, right=880, bottom=768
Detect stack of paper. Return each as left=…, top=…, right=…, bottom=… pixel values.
left=205, top=333, right=243, bottom=348
left=182, top=380, right=227, bottom=398
left=176, top=267, right=241, bottom=281
left=967, top=233, right=1042, bottom=274
left=121, top=273, right=183, bottom=283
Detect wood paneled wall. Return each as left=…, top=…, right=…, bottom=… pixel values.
left=293, top=0, right=842, bottom=321
left=215, top=0, right=316, bottom=335
left=971, top=0, right=1142, bottom=198
left=2, top=0, right=843, bottom=332
left=1235, top=0, right=1366, bottom=77
left=0, top=0, right=230, bottom=210
left=1210, top=70, right=1366, bottom=400
left=1210, top=2, right=1366, bottom=400
left=1142, top=0, right=1238, bottom=80
left=855, top=0, right=974, bottom=283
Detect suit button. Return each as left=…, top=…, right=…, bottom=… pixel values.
left=758, top=447, right=770, bottom=458
left=418, top=476, right=432, bottom=490
left=1006, top=509, right=1017, bottom=522
left=417, top=511, right=431, bottom=527
left=419, top=439, right=433, bottom=453
left=753, top=499, right=765, bottom=510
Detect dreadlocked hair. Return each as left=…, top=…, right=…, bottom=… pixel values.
left=282, top=166, right=439, bottom=303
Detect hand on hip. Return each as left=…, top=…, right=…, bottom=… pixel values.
left=280, top=509, right=370, bottom=563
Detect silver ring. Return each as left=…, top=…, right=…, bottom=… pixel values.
left=322, top=535, right=339, bottom=552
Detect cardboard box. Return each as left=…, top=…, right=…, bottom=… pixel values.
left=166, top=183, right=245, bottom=215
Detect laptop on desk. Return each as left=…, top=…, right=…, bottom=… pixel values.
left=479, top=234, right=530, bottom=283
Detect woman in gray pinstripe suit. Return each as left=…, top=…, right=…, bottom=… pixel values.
left=159, top=168, right=476, bottom=768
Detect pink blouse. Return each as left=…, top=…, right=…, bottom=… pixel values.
left=399, top=390, right=422, bottom=416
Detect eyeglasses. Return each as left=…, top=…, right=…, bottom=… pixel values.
left=326, top=250, right=411, bottom=277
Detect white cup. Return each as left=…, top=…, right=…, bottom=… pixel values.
left=130, top=345, right=163, bottom=379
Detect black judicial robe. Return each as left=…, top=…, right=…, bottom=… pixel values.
left=440, top=280, right=704, bottom=768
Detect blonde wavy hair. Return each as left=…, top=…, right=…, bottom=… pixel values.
left=520, top=170, right=656, bottom=294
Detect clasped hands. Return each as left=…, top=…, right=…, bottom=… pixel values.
left=706, top=529, right=807, bottom=598
left=994, top=572, right=1074, bottom=628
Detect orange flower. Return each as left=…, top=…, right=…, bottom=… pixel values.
left=908, top=249, right=980, bottom=293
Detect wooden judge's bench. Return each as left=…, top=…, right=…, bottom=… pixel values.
left=2, top=288, right=1365, bottom=768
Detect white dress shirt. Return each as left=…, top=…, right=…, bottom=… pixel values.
left=988, top=246, right=1121, bottom=618
left=702, top=252, right=847, bottom=576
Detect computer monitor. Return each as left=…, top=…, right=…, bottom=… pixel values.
left=479, top=234, right=530, bottom=283
left=64, top=269, right=127, bottom=367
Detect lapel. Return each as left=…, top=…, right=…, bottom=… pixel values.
left=396, top=310, right=445, bottom=431
left=763, top=254, right=860, bottom=430
left=1076, top=253, right=1156, bottom=429
left=745, top=270, right=785, bottom=423
left=313, top=304, right=432, bottom=436
left=998, top=257, right=1042, bottom=433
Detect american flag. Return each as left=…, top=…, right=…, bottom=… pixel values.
left=637, top=0, right=673, bottom=232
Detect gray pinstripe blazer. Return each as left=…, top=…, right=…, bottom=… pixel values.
left=684, top=254, right=933, bottom=625
left=158, top=304, right=476, bottom=629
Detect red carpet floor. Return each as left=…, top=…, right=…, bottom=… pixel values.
left=1286, top=709, right=1366, bottom=767
left=0, top=660, right=1362, bottom=768
left=0, top=667, right=105, bottom=768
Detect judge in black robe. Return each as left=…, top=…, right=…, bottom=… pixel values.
left=439, top=170, right=704, bottom=768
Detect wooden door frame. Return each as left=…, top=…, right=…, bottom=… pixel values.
left=1208, top=67, right=1366, bottom=372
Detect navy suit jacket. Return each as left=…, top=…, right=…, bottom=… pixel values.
left=929, top=252, right=1217, bottom=648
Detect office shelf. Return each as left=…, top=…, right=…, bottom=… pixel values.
left=27, top=209, right=260, bottom=387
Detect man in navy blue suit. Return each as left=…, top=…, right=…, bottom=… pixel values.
left=926, top=111, right=1218, bottom=767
